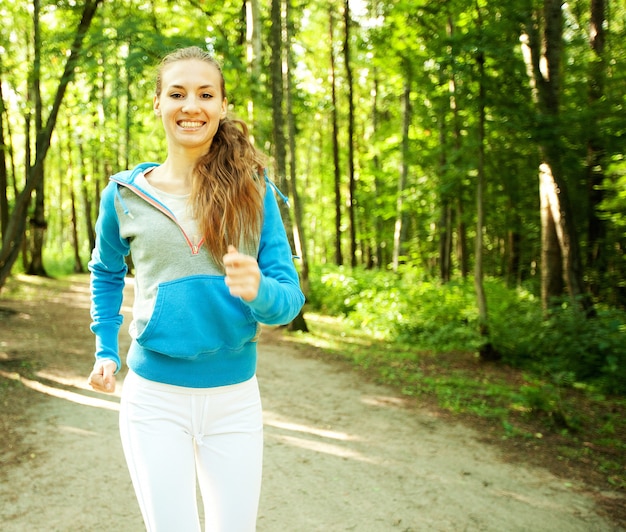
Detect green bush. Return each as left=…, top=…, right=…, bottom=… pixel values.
left=307, top=266, right=365, bottom=315
left=308, top=265, right=626, bottom=394
left=523, top=306, right=626, bottom=394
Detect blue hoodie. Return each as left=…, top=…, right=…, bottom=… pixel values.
left=89, top=162, right=305, bottom=388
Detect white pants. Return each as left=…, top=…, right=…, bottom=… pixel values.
left=119, top=370, right=263, bottom=532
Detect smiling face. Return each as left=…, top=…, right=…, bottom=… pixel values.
left=154, top=58, right=228, bottom=155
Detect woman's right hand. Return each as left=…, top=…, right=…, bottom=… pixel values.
left=88, top=359, right=118, bottom=393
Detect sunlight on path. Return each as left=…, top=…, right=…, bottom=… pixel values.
left=0, top=369, right=120, bottom=411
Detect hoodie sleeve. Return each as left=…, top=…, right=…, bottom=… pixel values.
left=88, top=181, right=130, bottom=372
left=244, top=185, right=305, bottom=325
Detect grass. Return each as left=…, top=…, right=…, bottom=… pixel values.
left=286, top=312, right=626, bottom=497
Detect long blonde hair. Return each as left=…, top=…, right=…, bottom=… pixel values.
left=156, top=46, right=266, bottom=265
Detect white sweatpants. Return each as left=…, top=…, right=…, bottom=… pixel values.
left=119, top=370, right=263, bottom=532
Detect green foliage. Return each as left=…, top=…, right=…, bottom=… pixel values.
left=2, top=0, right=626, bottom=301
left=42, top=245, right=86, bottom=278
left=517, top=306, right=626, bottom=395
left=309, top=265, right=626, bottom=394
left=307, top=264, right=479, bottom=347
left=602, top=156, right=626, bottom=237
left=307, top=266, right=364, bottom=315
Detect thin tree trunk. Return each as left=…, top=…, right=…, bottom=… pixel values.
left=284, top=0, right=308, bottom=332
left=456, top=198, right=468, bottom=278
left=81, top=137, right=95, bottom=253
left=371, top=71, right=384, bottom=268
left=439, top=202, right=452, bottom=283
left=285, top=0, right=309, bottom=298
left=447, top=17, right=469, bottom=279
left=506, top=224, right=522, bottom=287
left=392, top=72, right=411, bottom=273
left=586, top=0, right=606, bottom=292
left=245, top=0, right=261, bottom=124
left=269, top=0, right=307, bottom=332
left=27, top=0, right=48, bottom=277
left=329, top=10, right=342, bottom=266
left=342, top=0, right=357, bottom=267
left=475, top=12, right=498, bottom=361
left=437, top=84, right=452, bottom=282
left=21, top=104, right=31, bottom=272
left=56, top=146, right=64, bottom=256
left=124, top=47, right=132, bottom=171
left=0, top=68, right=8, bottom=239
left=269, top=0, right=288, bottom=234
left=0, top=57, right=18, bottom=245
left=66, top=120, right=84, bottom=273
left=69, top=178, right=84, bottom=273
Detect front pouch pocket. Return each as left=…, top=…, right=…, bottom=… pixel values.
left=136, top=275, right=258, bottom=359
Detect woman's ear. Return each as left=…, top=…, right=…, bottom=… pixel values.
left=154, top=95, right=161, bottom=116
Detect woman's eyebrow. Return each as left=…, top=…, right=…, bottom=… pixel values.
left=167, top=84, right=217, bottom=90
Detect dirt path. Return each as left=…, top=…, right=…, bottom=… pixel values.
left=0, top=275, right=621, bottom=531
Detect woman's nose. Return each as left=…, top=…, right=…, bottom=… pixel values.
left=182, top=96, right=200, bottom=113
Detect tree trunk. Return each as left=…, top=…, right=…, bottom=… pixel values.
left=285, top=0, right=309, bottom=298
left=522, top=0, right=593, bottom=315
left=269, top=0, right=307, bottom=333
left=456, top=198, right=469, bottom=278
left=0, top=60, right=17, bottom=247
left=80, top=139, right=95, bottom=253
left=284, top=0, right=308, bottom=332
left=540, top=164, right=564, bottom=308
left=0, top=73, right=8, bottom=240
left=586, top=0, right=607, bottom=292
left=66, top=119, right=84, bottom=273
left=269, top=0, right=287, bottom=227
left=392, top=72, right=411, bottom=273
left=439, top=201, right=452, bottom=282
left=329, top=10, right=342, bottom=266
left=436, top=87, right=452, bottom=283
left=69, top=178, right=84, bottom=273
left=371, top=71, right=385, bottom=269
left=26, top=0, right=48, bottom=277
left=447, top=17, right=469, bottom=280
left=27, top=172, right=47, bottom=276
left=124, top=48, right=133, bottom=171
left=0, top=0, right=103, bottom=291
left=475, top=13, right=499, bottom=361
left=20, top=107, right=32, bottom=272
left=342, top=0, right=357, bottom=267
left=245, top=0, right=261, bottom=125
left=506, top=225, right=522, bottom=287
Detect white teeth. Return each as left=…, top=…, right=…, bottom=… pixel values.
left=179, top=121, right=204, bottom=128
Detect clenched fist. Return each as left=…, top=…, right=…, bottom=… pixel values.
left=223, top=245, right=261, bottom=302
left=88, top=359, right=117, bottom=394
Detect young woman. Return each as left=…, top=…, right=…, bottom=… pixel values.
left=87, top=46, right=305, bottom=531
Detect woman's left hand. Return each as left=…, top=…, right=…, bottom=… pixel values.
left=223, top=245, right=261, bottom=302
left=87, top=359, right=118, bottom=393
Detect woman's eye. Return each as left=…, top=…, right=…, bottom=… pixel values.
left=201, top=93, right=212, bottom=99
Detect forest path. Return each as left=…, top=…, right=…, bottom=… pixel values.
left=0, top=275, right=620, bottom=531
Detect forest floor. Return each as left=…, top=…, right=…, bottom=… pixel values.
left=0, top=274, right=624, bottom=531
